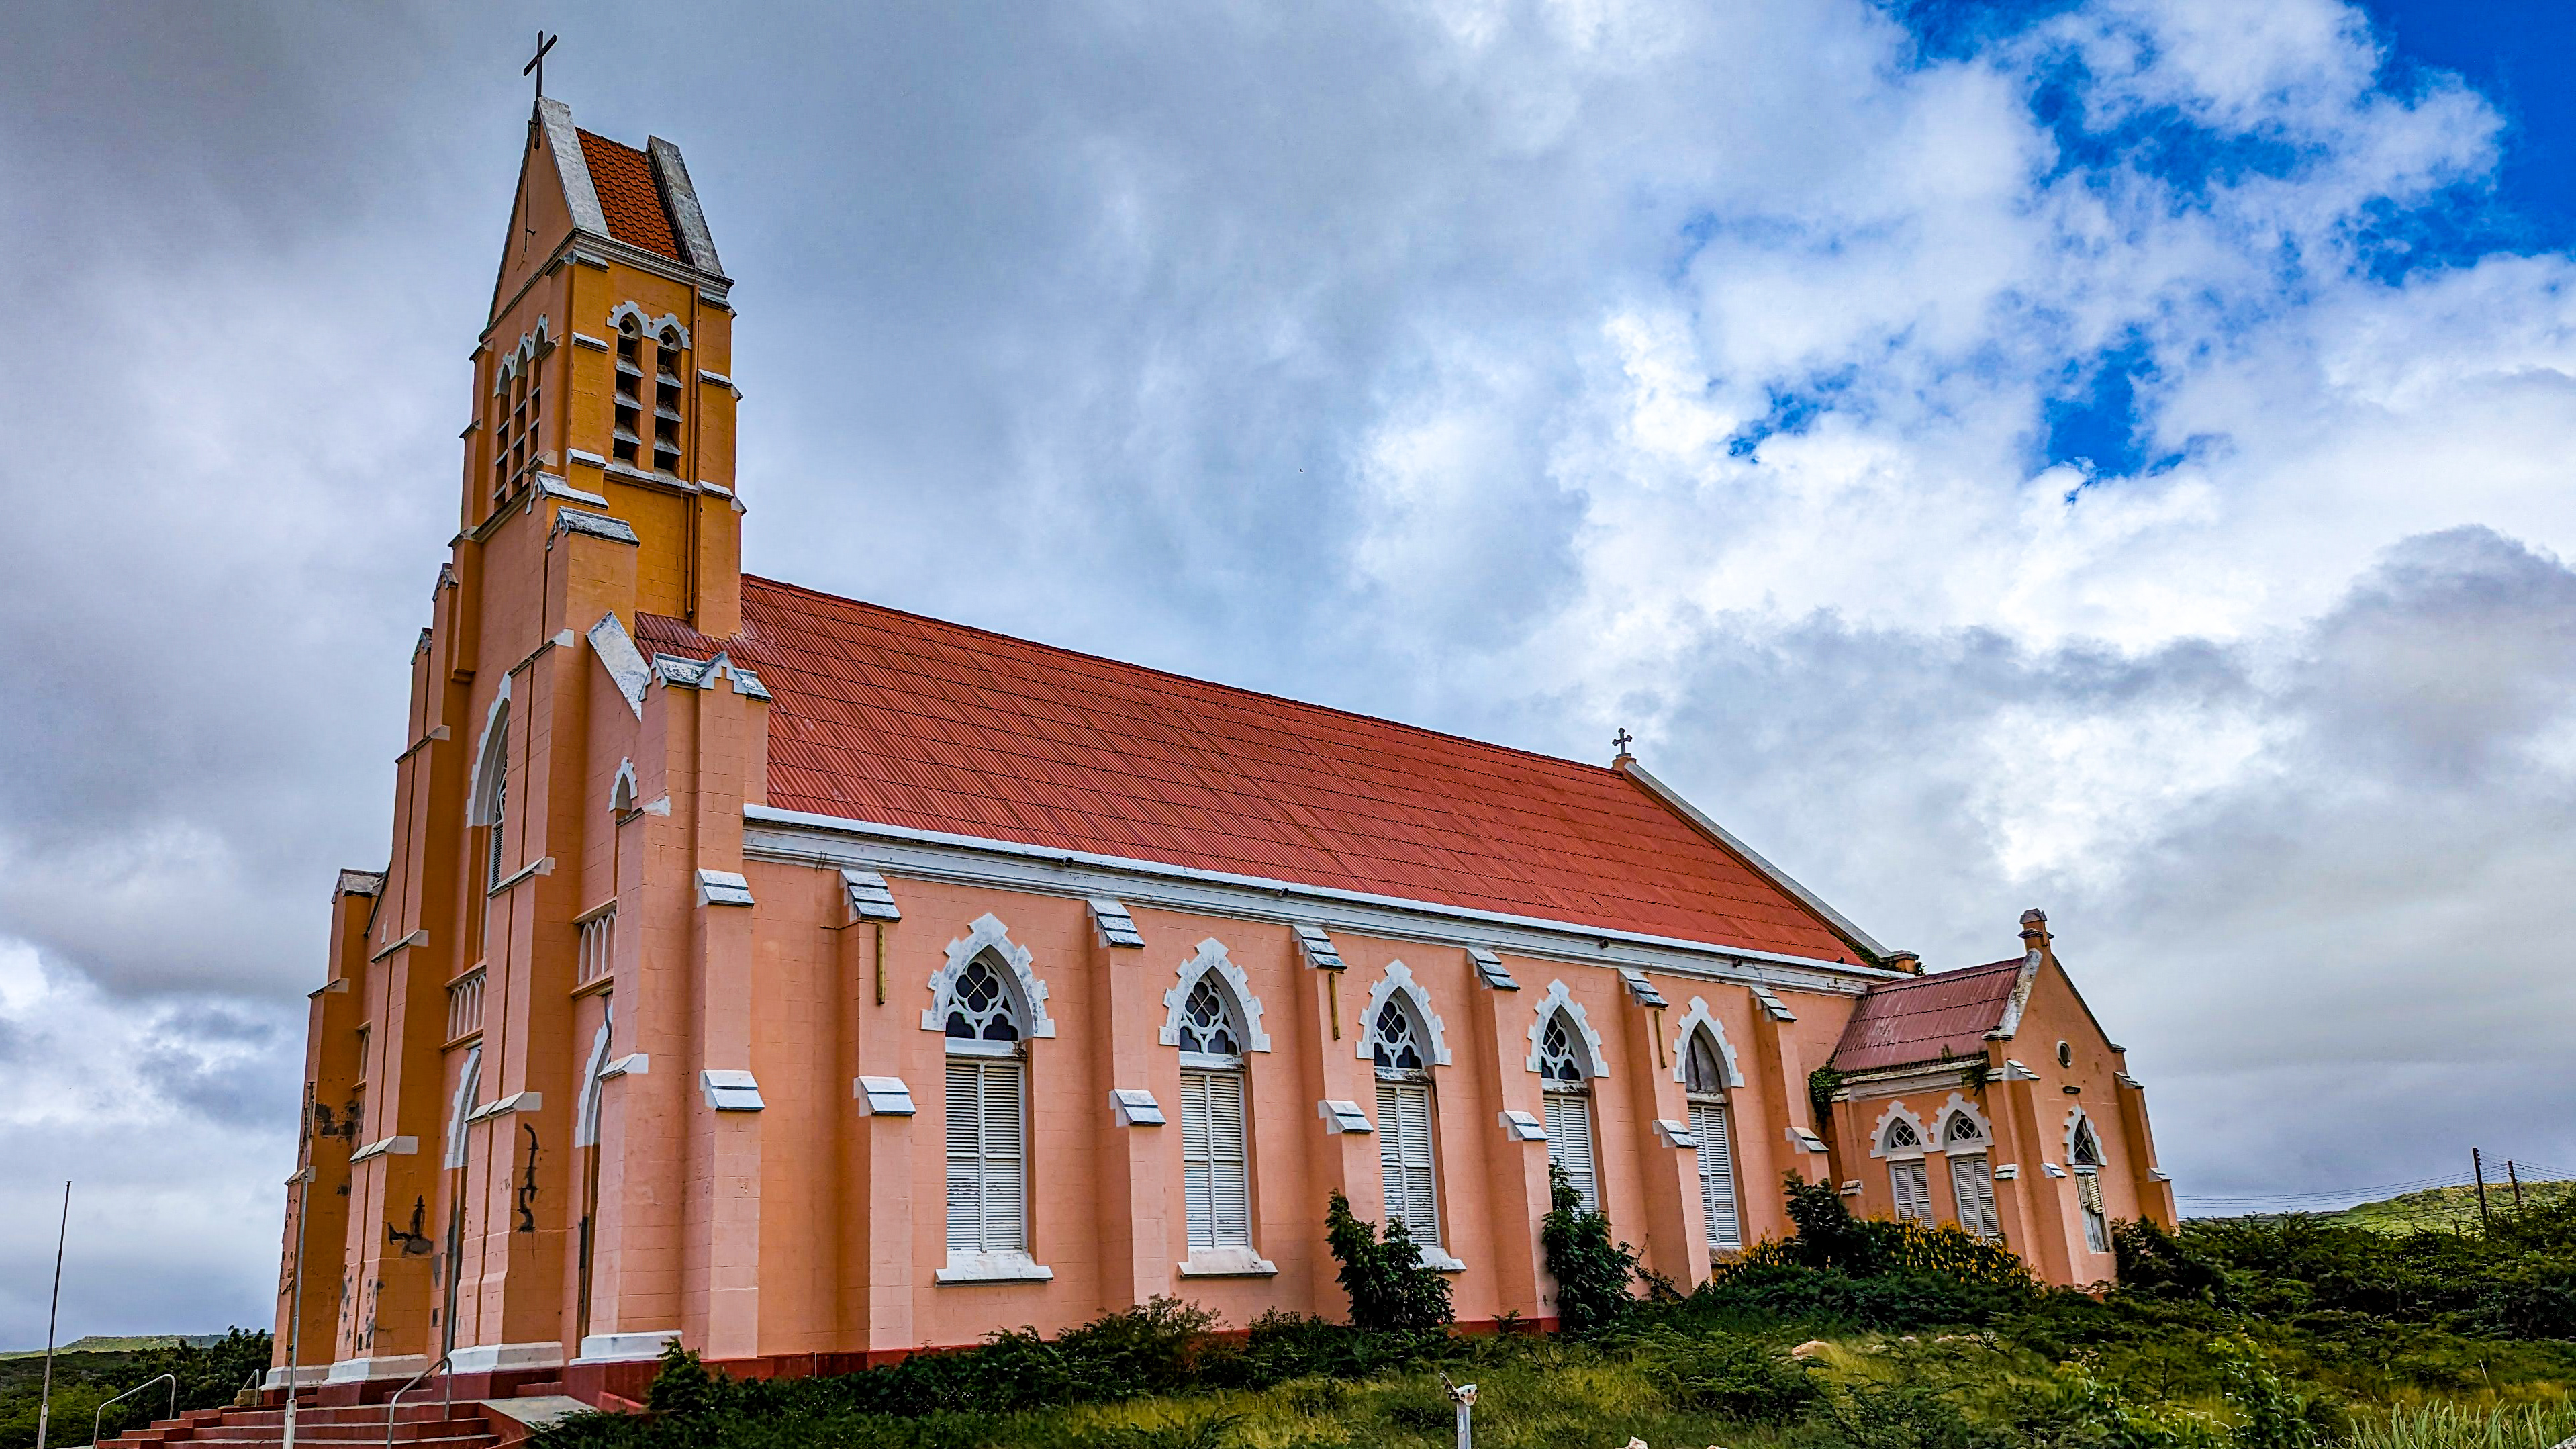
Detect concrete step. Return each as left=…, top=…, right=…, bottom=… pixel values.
left=177, top=1433, right=497, bottom=1444
left=216, top=1408, right=480, bottom=1429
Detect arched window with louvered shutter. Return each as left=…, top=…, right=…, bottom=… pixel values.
left=1944, top=1112, right=2002, bottom=1241
left=1683, top=1028, right=1742, bottom=1250
left=2070, top=1116, right=2109, bottom=1252
left=1536, top=1009, right=1599, bottom=1214
left=1175, top=976, right=1254, bottom=1255
left=1368, top=994, right=1441, bottom=1246
left=1882, top=1117, right=1933, bottom=1223
left=943, top=953, right=1031, bottom=1266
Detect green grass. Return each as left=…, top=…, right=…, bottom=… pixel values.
left=534, top=1188, right=2576, bottom=1449
left=2330, top=1184, right=2575, bottom=1237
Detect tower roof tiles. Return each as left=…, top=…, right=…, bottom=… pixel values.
left=576, top=130, right=683, bottom=261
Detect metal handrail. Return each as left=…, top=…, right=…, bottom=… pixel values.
left=383, top=1352, right=455, bottom=1449
left=92, top=1372, right=177, bottom=1448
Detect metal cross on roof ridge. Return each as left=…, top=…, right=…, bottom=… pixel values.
left=524, top=30, right=559, bottom=102
left=1612, top=727, right=1634, bottom=757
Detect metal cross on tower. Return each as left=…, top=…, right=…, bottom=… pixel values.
left=524, top=30, right=559, bottom=101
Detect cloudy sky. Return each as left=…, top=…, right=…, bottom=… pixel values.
left=5, top=0, right=2576, bottom=1342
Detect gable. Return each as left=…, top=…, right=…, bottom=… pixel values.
left=638, top=577, right=1875, bottom=962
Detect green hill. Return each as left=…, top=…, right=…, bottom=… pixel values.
left=0, top=1335, right=226, bottom=1362
left=2328, top=1178, right=2575, bottom=1233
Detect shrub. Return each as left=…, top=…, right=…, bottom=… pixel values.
left=1324, top=1190, right=1453, bottom=1332
left=645, top=1340, right=722, bottom=1418
left=1813, top=1380, right=2012, bottom=1449
left=1541, top=1161, right=1640, bottom=1334
left=1631, top=1327, right=1818, bottom=1421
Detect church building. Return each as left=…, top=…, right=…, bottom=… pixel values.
left=270, top=101, right=2177, bottom=1401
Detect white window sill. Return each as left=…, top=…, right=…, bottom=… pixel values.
left=1416, top=1247, right=1467, bottom=1272
left=935, top=1251, right=1054, bottom=1284
left=1177, top=1247, right=1278, bottom=1278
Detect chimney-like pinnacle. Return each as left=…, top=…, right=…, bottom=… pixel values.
left=2019, top=908, right=2052, bottom=957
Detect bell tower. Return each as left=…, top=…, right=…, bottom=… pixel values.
left=283, top=95, right=757, bottom=1388
left=472, top=97, right=741, bottom=640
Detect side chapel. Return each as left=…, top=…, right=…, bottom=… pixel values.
left=271, top=100, right=2177, bottom=1399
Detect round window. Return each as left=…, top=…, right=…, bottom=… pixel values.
left=2056, top=1040, right=2074, bottom=1068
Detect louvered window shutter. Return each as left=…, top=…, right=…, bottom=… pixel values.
left=2077, top=1172, right=2107, bottom=1252
left=1951, top=1152, right=2000, bottom=1240
left=1543, top=1092, right=1599, bottom=1213
left=1892, top=1159, right=1931, bottom=1222
left=945, top=1062, right=982, bottom=1252
left=1690, top=1100, right=1741, bottom=1248
left=1375, top=1082, right=1439, bottom=1246
left=944, top=1059, right=1026, bottom=1254
left=1181, top=1070, right=1252, bottom=1250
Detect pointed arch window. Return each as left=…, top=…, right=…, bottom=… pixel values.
left=1683, top=1029, right=1742, bottom=1249
left=1883, top=1117, right=1932, bottom=1223
left=1536, top=1010, right=1599, bottom=1213
left=1178, top=978, right=1241, bottom=1058
left=943, top=952, right=1029, bottom=1259
left=2070, top=1117, right=2108, bottom=1252
left=1945, top=1113, right=2001, bottom=1241
left=1370, top=998, right=1427, bottom=1072
left=1368, top=994, right=1440, bottom=1246
left=485, top=735, right=509, bottom=893
left=944, top=957, right=1021, bottom=1042
left=1174, top=975, right=1253, bottom=1254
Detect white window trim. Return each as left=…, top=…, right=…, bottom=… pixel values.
left=1178, top=1245, right=1277, bottom=1277
left=2062, top=1105, right=2103, bottom=1168
left=1158, top=937, right=1270, bottom=1052
left=1668, top=996, right=1746, bottom=1088
left=574, top=1005, right=614, bottom=1148
left=934, top=1251, right=1053, bottom=1284
left=1934, top=1091, right=1995, bottom=1151
left=466, top=682, right=511, bottom=825
left=1524, top=980, right=1607, bottom=1077
left=1355, top=959, right=1449, bottom=1066
left=923, top=913, right=1056, bottom=1038
left=444, top=1044, right=483, bottom=1169
left=1868, top=1101, right=1930, bottom=1160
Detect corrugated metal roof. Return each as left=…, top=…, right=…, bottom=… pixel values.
left=638, top=577, right=1866, bottom=960
left=1829, top=957, right=2025, bottom=1072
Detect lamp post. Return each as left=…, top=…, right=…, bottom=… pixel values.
left=1439, top=1372, right=1477, bottom=1449
left=33, top=1181, right=69, bottom=1449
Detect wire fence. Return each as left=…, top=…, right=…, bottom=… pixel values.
left=2175, top=1159, right=2575, bottom=1221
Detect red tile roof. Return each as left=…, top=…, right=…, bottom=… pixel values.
left=577, top=130, right=682, bottom=261
left=1829, top=957, right=2025, bottom=1072
left=636, top=577, right=1870, bottom=961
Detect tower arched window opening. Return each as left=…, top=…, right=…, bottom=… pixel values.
left=612, top=320, right=644, bottom=469
left=651, top=326, right=685, bottom=473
